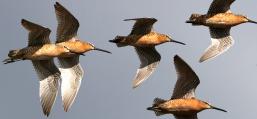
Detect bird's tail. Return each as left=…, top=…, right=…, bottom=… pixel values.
left=3, top=49, right=24, bottom=64
left=146, top=98, right=166, bottom=116
left=186, top=13, right=202, bottom=26
left=109, top=36, right=128, bottom=47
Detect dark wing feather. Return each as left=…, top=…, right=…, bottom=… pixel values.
left=132, top=47, right=161, bottom=88
left=171, top=55, right=200, bottom=99
left=54, top=2, right=79, bottom=43
left=207, top=0, right=235, bottom=14
left=32, top=60, right=60, bottom=116
left=21, top=19, right=51, bottom=46
left=124, top=18, right=157, bottom=35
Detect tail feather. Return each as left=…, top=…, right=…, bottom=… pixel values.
left=153, top=98, right=166, bottom=106
left=109, top=36, right=128, bottom=47
left=147, top=98, right=166, bottom=116
left=3, top=49, right=24, bottom=64
left=8, top=50, right=20, bottom=57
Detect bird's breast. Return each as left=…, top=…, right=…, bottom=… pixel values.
left=132, top=33, right=165, bottom=47
left=158, top=99, right=206, bottom=115
left=25, top=44, right=68, bottom=60
left=205, top=13, right=246, bottom=28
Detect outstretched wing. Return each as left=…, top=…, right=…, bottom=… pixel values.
left=199, top=28, right=233, bottom=62
left=207, top=0, right=235, bottom=14
left=171, top=55, right=200, bottom=99
left=32, top=60, right=60, bottom=116
left=132, top=47, right=161, bottom=88
left=21, top=19, right=51, bottom=46
left=58, top=56, right=84, bottom=112
left=54, top=2, right=79, bottom=43
left=124, top=18, right=157, bottom=35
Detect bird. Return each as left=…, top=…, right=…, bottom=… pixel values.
left=109, top=17, right=185, bottom=88
left=53, top=2, right=111, bottom=112
left=3, top=2, right=111, bottom=116
left=147, top=55, right=227, bottom=119
left=186, top=0, right=257, bottom=62
left=3, top=19, right=63, bottom=116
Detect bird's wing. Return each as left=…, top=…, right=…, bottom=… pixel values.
left=132, top=47, right=161, bottom=88
left=124, top=18, right=157, bottom=35
left=32, top=60, right=60, bottom=116
left=54, top=2, right=79, bottom=43
left=199, top=28, right=233, bottom=62
left=21, top=19, right=51, bottom=46
left=58, top=56, right=84, bottom=112
left=175, top=114, right=198, bottom=119
left=171, top=55, right=200, bottom=99
left=207, top=0, right=235, bottom=14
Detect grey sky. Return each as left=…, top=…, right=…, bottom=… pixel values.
left=1, top=0, right=257, bottom=119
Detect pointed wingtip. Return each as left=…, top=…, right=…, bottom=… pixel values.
left=174, top=55, right=182, bottom=62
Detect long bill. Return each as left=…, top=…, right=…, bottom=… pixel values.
left=170, top=40, right=186, bottom=45
left=94, top=47, right=112, bottom=54
left=248, top=19, right=257, bottom=24
left=210, top=105, right=227, bottom=112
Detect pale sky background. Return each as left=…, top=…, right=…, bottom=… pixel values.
left=1, top=0, right=257, bottom=119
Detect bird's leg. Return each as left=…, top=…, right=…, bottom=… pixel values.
left=63, top=46, right=85, bottom=56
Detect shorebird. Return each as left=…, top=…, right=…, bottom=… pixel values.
left=110, top=18, right=185, bottom=88
left=3, top=2, right=111, bottom=116
left=3, top=19, right=63, bottom=116
left=147, top=55, right=227, bottom=119
left=53, top=2, right=111, bottom=112
left=186, top=0, right=257, bottom=62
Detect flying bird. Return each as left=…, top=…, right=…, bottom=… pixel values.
left=3, top=2, right=111, bottom=116
left=3, top=19, right=63, bottom=116
left=53, top=2, right=111, bottom=112
left=186, top=0, right=257, bottom=62
left=110, top=18, right=185, bottom=88
left=147, top=55, right=227, bottom=119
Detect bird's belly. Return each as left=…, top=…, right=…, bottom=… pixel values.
left=205, top=14, right=244, bottom=28
left=25, top=46, right=65, bottom=60
left=159, top=100, right=203, bottom=115
left=134, top=37, right=161, bottom=47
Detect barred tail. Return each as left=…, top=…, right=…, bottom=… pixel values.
left=109, top=36, right=128, bottom=47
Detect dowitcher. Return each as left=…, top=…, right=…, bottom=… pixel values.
left=186, top=0, right=257, bottom=62
left=147, top=55, right=227, bottom=118
left=53, top=2, right=111, bottom=112
left=3, top=2, right=111, bottom=116
left=110, top=18, right=185, bottom=88
left=3, top=19, right=63, bottom=116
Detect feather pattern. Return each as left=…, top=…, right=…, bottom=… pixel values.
left=124, top=18, right=157, bottom=35
left=171, top=55, right=200, bottom=99
left=54, top=2, right=79, bottom=43
left=21, top=19, right=51, bottom=46
left=58, top=56, right=84, bottom=112
left=32, top=60, right=60, bottom=116
left=199, top=28, right=234, bottom=62
left=207, top=0, right=235, bottom=14
left=132, top=47, right=161, bottom=88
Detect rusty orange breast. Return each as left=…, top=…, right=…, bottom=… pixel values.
left=205, top=13, right=247, bottom=28
left=158, top=98, right=208, bottom=115
left=25, top=44, right=69, bottom=60
left=130, top=32, right=168, bottom=47
left=57, top=40, right=94, bottom=54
